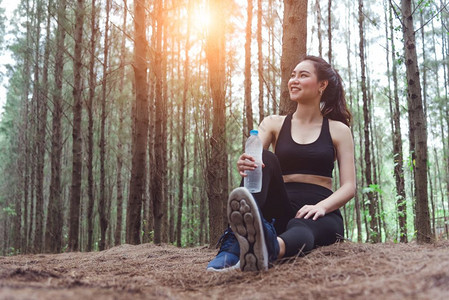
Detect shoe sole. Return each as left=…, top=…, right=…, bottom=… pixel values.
left=206, top=261, right=240, bottom=272
left=227, top=187, right=268, bottom=271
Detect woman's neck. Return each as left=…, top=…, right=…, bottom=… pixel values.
left=293, top=102, right=322, bottom=124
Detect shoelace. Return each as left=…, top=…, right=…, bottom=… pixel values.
left=215, top=229, right=237, bottom=253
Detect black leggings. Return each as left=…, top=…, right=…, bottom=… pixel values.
left=248, top=150, right=344, bottom=257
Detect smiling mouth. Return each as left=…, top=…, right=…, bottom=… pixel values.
left=290, top=87, right=301, bottom=92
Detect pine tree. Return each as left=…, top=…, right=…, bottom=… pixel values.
left=279, top=0, right=308, bottom=115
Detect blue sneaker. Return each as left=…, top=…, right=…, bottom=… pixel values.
left=227, top=187, right=279, bottom=271
left=206, top=228, right=240, bottom=272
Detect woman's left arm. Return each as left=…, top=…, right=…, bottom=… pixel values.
left=296, top=121, right=356, bottom=220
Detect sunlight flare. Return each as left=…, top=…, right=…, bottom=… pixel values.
left=192, top=5, right=211, bottom=32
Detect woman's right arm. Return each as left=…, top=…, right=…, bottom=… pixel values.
left=257, top=116, right=276, bottom=150
left=237, top=116, right=276, bottom=177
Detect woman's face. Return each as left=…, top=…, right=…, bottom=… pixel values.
left=288, top=60, right=323, bottom=102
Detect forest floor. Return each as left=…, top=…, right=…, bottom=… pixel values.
left=1, top=241, right=449, bottom=300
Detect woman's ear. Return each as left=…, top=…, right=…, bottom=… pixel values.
left=320, top=80, right=329, bottom=91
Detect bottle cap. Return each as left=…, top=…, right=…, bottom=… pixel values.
left=250, top=130, right=258, bottom=135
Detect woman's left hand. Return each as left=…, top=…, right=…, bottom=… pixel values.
left=296, top=204, right=326, bottom=221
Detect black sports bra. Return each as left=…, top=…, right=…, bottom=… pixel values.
left=275, top=114, right=335, bottom=178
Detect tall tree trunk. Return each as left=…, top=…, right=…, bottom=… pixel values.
left=268, top=0, right=277, bottom=114
left=146, top=10, right=157, bottom=244
left=316, top=0, right=323, bottom=57
left=176, top=0, right=192, bottom=247
left=167, top=33, right=175, bottom=242
left=327, top=0, right=332, bottom=64
left=26, top=0, right=43, bottom=253
left=345, top=0, right=362, bottom=242
left=35, top=0, right=49, bottom=253
left=161, top=1, right=169, bottom=243
left=115, top=0, right=128, bottom=247
left=205, top=0, right=228, bottom=245
left=19, top=0, right=34, bottom=254
left=353, top=58, right=369, bottom=242
left=126, top=0, right=149, bottom=245
left=441, top=2, right=449, bottom=232
left=257, top=0, right=264, bottom=123
left=45, top=0, right=67, bottom=253
left=86, top=0, right=97, bottom=252
left=400, top=0, right=431, bottom=243
left=359, top=0, right=378, bottom=243
left=388, top=3, right=407, bottom=242
left=420, top=8, right=431, bottom=235
left=99, top=0, right=111, bottom=251
left=68, top=0, right=85, bottom=252
left=151, top=0, right=166, bottom=245
left=434, top=15, right=448, bottom=238
left=244, top=0, right=254, bottom=132
left=279, top=0, right=308, bottom=115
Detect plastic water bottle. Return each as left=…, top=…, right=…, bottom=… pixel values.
left=244, top=130, right=263, bottom=193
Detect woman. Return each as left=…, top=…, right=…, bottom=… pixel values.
left=207, top=55, right=356, bottom=272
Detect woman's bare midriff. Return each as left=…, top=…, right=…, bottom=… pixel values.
left=282, top=174, right=333, bottom=191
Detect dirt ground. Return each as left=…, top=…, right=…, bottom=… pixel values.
left=1, top=241, right=449, bottom=300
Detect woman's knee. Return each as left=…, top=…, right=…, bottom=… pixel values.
left=280, top=219, right=315, bottom=256
left=286, top=217, right=306, bottom=229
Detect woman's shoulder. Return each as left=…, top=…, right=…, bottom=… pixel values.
left=328, top=119, right=353, bottom=142
left=259, top=115, right=285, bottom=134
left=263, top=114, right=287, bottom=124
left=328, top=119, right=350, bottom=130
left=259, top=115, right=286, bottom=130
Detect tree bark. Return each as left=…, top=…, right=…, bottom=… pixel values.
left=244, top=0, right=254, bottom=132
left=279, top=0, right=308, bottom=115
left=387, top=3, right=407, bottom=242
left=27, top=0, right=43, bottom=253
left=126, top=0, right=149, bottom=245
left=400, top=0, right=431, bottom=243
left=68, top=0, right=85, bottom=252
left=257, top=0, right=264, bottom=123
left=440, top=5, right=449, bottom=239
left=35, top=0, right=50, bottom=253
left=205, top=0, right=229, bottom=245
left=86, top=0, right=97, bottom=252
left=327, top=0, right=332, bottom=64
left=316, top=0, right=322, bottom=57
left=99, top=0, right=111, bottom=251
left=359, top=0, right=379, bottom=243
left=151, top=0, right=167, bottom=245
left=161, top=2, right=169, bottom=243
left=45, top=0, right=67, bottom=253
left=345, top=0, right=362, bottom=242
left=146, top=10, right=157, bottom=244
left=176, top=0, right=192, bottom=247
left=115, top=0, right=128, bottom=247
left=440, top=2, right=449, bottom=235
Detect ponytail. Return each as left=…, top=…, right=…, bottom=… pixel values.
left=300, top=55, right=352, bottom=126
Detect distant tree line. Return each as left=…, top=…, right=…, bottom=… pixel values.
left=0, top=0, right=448, bottom=255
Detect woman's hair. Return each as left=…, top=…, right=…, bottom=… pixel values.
left=300, top=55, right=352, bottom=126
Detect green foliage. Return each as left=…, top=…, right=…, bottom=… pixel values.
left=362, top=184, right=384, bottom=195
left=7, top=246, right=20, bottom=256
left=406, top=154, right=415, bottom=172
left=2, top=205, right=16, bottom=216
